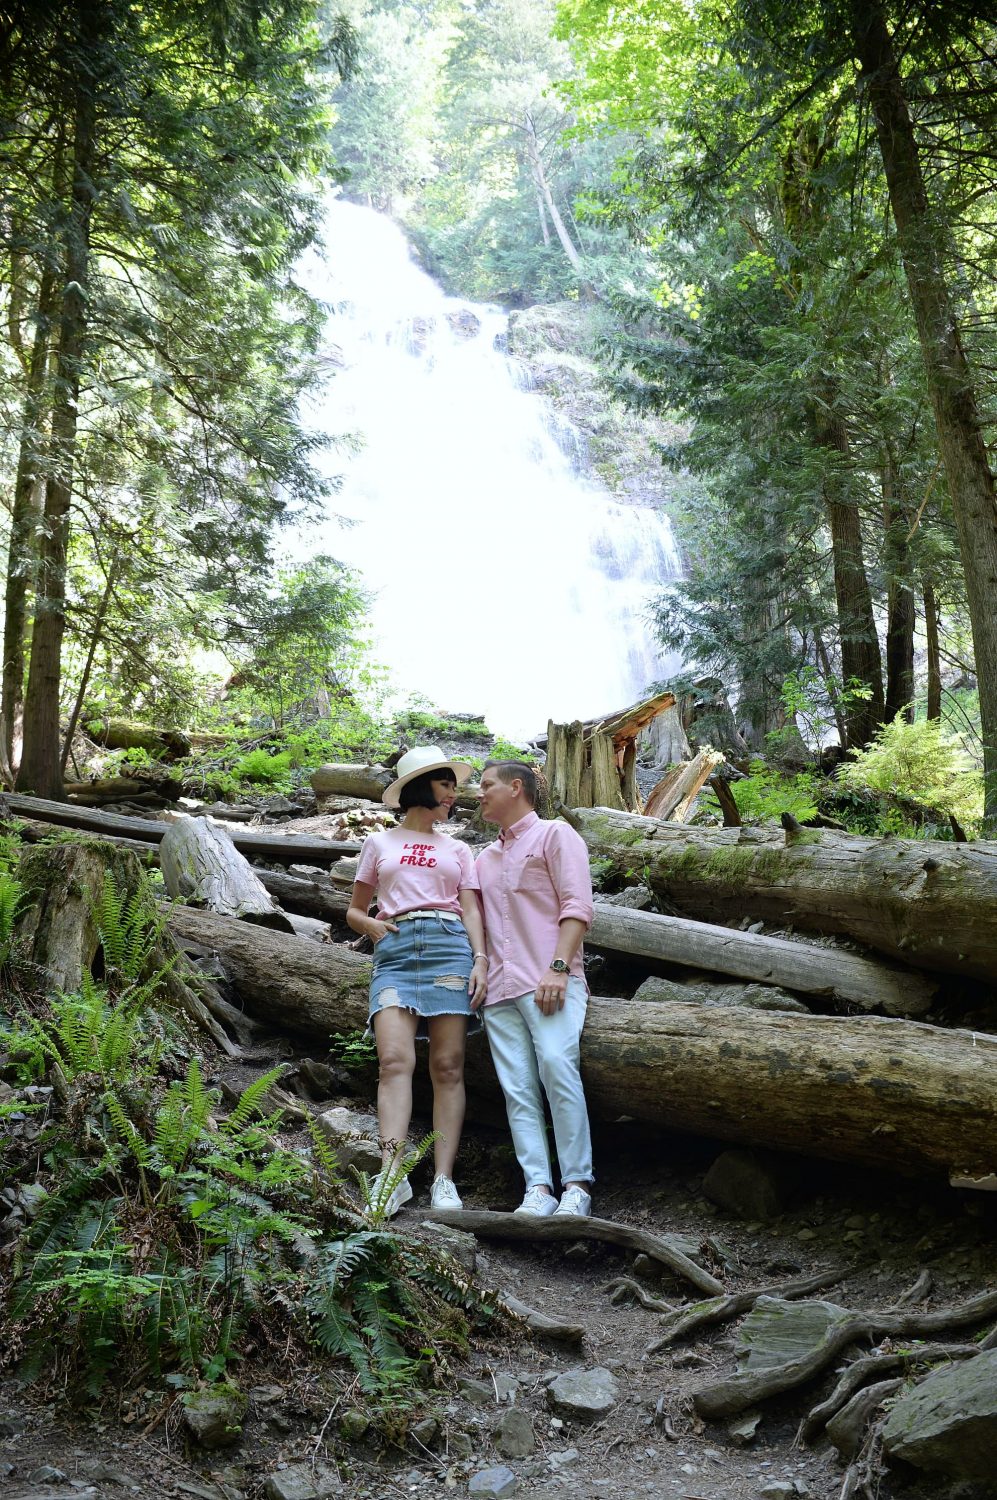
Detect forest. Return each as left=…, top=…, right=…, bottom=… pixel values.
left=3, top=2, right=997, bottom=1499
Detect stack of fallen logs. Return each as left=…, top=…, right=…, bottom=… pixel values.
left=8, top=777, right=997, bottom=1186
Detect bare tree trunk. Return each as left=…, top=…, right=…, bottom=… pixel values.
left=17, top=17, right=97, bottom=800
left=523, top=112, right=588, bottom=285
left=852, top=3, right=997, bottom=817
left=924, top=581, right=942, bottom=721
left=60, top=553, right=117, bottom=773
left=811, top=401, right=885, bottom=747
left=882, top=457, right=915, bottom=724
left=1, top=262, right=58, bottom=772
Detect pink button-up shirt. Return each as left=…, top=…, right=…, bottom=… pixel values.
left=468, top=811, right=594, bottom=1005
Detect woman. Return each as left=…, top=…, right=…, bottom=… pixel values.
left=347, top=745, right=487, bottom=1216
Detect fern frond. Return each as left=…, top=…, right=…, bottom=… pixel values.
left=222, top=1065, right=288, bottom=1133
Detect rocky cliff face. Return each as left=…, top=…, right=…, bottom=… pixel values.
left=506, top=302, right=690, bottom=515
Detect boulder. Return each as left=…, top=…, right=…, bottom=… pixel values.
left=181, top=1384, right=248, bottom=1449
left=546, top=1367, right=620, bottom=1422
left=493, top=1407, right=535, bottom=1459
left=314, top=1106, right=381, bottom=1175
left=882, top=1348, right=997, bottom=1481
left=702, top=1149, right=801, bottom=1222
left=263, top=1463, right=339, bottom=1500
left=468, top=1466, right=518, bottom=1498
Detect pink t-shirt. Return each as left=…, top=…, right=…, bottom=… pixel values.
left=355, top=826, right=475, bottom=920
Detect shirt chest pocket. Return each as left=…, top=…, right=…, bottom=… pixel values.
left=514, top=854, right=551, bottom=894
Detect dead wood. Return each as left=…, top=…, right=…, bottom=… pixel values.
left=425, top=1209, right=724, bottom=1295
left=644, top=749, right=725, bottom=822
left=588, top=902, right=937, bottom=1017
left=159, top=815, right=293, bottom=931
left=257, top=868, right=351, bottom=921
left=65, top=773, right=182, bottom=805
left=644, top=1267, right=851, bottom=1355
left=691, top=1287, right=997, bottom=1419
left=4, top=792, right=359, bottom=865
left=82, top=715, right=191, bottom=759
left=576, top=806, right=997, bottom=982
left=602, top=1277, right=678, bottom=1314
left=160, top=905, right=997, bottom=1180
left=498, top=1290, right=586, bottom=1347
left=310, top=763, right=392, bottom=802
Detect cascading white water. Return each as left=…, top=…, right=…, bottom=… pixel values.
left=299, top=199, right=683, bottom=741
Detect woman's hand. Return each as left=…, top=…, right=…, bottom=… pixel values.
left=468, top=955, right=488, bottom=1008
left=369, top=919, right=399, bottom=944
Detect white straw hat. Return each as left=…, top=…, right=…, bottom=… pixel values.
left=382, top=745, right=473, bottom=809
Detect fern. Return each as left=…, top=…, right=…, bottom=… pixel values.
left=0, top=869, right=24, bottom=962
left=90, top=872, right=166, bottom=983
left=221, top=1063, right=287, bottom=1133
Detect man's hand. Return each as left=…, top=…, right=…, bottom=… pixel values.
left=468, top=956, right=488, bottom=1009
left=534, top=969, right=568, bottom=1014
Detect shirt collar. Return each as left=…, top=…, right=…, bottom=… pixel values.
left=500, top=810, right=539, bottom=844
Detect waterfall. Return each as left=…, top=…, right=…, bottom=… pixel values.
left=299, top=199, right=683, bottom=741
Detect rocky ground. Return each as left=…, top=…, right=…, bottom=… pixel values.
left=4, top=1088, right=997, bottom=1500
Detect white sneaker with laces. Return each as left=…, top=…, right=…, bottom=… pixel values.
left=431, top=1175, right=463, bottom=1210
left=553, top=1185, right=592, bottom=1217
left=369, top=1170, right=413, bottom=1219
left=514, top=1185, right=559, bottom=1217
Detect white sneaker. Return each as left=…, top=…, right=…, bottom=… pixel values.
left=430, top=1175, right=463, bottom=1210
left=369, top=1171, right=413, bottom=1219
left=514, top=1185, right=558, bottom=1217
left=553, top=1185, right=592, bottom=1217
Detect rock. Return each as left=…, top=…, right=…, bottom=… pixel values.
left=411, top=1415, right=440, bottom=1448
left=727, top=1410, right=762, bottom=1445
left=703, top=1150, right=800, bottom=1222
left=881, top=1347, right=997, bottom=1481
left=735, top=1298, right=854, bottom=1372
left=493, top=1407, right=535, bottom=1458
left=295, top=1058, right=349, bottom=1098
left=446, top=308, right=481, bottom=339
left=181, top=1384, right=248, bottom=1449
left=0, top=1414, right=27, bottom=1438
left=314, top=1106, right=381, bottom=1174
left=30, top=1466, right=68, bottom=1483
left=492, top=1372, right=520, bottom=1404
left=758, top=1484, right=795, bottom=1499
left=468, top=1465, right=518, bottom=1498
left=262, top=1463, right=339, bottom=1500
left=549, top=1449, right=580, bottom=1469
left=632, top=976, right=810, bottom=1013
left=338, top=1407, right=370, bottom=1442
left=546, top=1367, right=620, bottom=1422
left=447, top=1430, right=475, bottom=1459
left=459, top=1376, right=495, bottom=1407
left=601, top=885, right=654, bottom=909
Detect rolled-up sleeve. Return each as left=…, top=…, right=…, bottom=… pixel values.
left=544, top=823, right=594, bottom=928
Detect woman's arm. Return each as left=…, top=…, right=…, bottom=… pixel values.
left=458, top=887, right=488, bottom=1008
left=346, top=880, right=399, bottom=944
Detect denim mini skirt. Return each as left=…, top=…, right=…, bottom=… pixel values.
left=368, top=912, right=481, bottom=1039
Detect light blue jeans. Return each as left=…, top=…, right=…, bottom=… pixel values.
left=483, top=976, right=593, bottom=1189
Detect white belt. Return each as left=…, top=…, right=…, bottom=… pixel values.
left=395, top=908, right=451, bottom=922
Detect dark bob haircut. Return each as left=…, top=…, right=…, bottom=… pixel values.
left=398, top=767, right=458, bottom=814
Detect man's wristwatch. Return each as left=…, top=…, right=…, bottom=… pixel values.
left=548, top=958, right=570, bottom=974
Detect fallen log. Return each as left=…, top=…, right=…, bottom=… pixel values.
left=159, top=815, right=294, bottom=931
left=588, top=902, right=938, bottom=1017
left=164, top=907, right=997, bottom=1180
left=310, top=763, right=392, bottom=802
left=575, top=807, right=997, bottom=982
left=83, top=715, right=191, bottom=759
left=257, top=868, right=351, bottom=922
left=4, top=792, right=359, bottom=865
left=65, top=773, right=182, bottom=806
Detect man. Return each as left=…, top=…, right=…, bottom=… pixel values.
left=469, top=759, right=594, bottom=1217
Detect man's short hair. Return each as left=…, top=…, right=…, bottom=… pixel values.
left=484, top=759, right=537, bottom=807
left=398, top=768, right=456, bottom=813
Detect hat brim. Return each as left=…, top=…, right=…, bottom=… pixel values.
left=382, top=758, right=474, bottom=809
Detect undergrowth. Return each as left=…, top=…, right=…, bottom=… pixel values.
left=0, top=865, right=498, bottom=1414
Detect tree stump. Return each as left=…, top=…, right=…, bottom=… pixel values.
left=159, top=815, right=294, bottom=931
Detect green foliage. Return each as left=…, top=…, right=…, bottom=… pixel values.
left=328, top=1029, right=378, bottom=1071
left=394, top=707, right=491, bottom=742
left=231, top=748, right=294, bottom=791
left=837, top=715, right=983, bottom=825
left=0, top=868, right=25, bottom=968
left=702, top=761, right=819, bottom=827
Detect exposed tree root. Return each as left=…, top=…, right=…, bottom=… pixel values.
left=498, top=1290, right=585, bottom=1347
left=692, top=1287, right=997, bottom=1419
left=426, top=1209, right=725, bottom=1295
left=601, top=1276, right=678, bottom=1313
left=798, top=1340, right=980, bottom=1444
left=645, top=1267, right=850, bottom=1356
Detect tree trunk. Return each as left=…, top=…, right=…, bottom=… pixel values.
left=924, top=581, right=942, bottom=721
left=159, top=815, right=294, bottom=930
left=84, top=716, right=192, bottom=758
left=17, top=15, right=98, bottom=800
left=166, top=906, right=997, bottom=1180
left=644, top=748, right=725, bottom=822
left=310, top=762, right=392, bottom=801
left=882, top=452, right=915, bottom=723
left=575, top=807, right=997, bottom=982
left=60, top=557, right=119, bottom=773
left=1, top=262, right=58, bottom=774
left=523, top=112, right=588, bottom=285
left=852, top=3, right=997, bottom=818
left=588, top=902, right=937, bottom=1017
left=811, top=401, right=885, bottom=747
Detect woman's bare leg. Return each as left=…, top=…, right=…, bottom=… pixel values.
left=427, top=1015, right=468, bottom=1179
left=373, top=1007, right=419, bottom=1167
